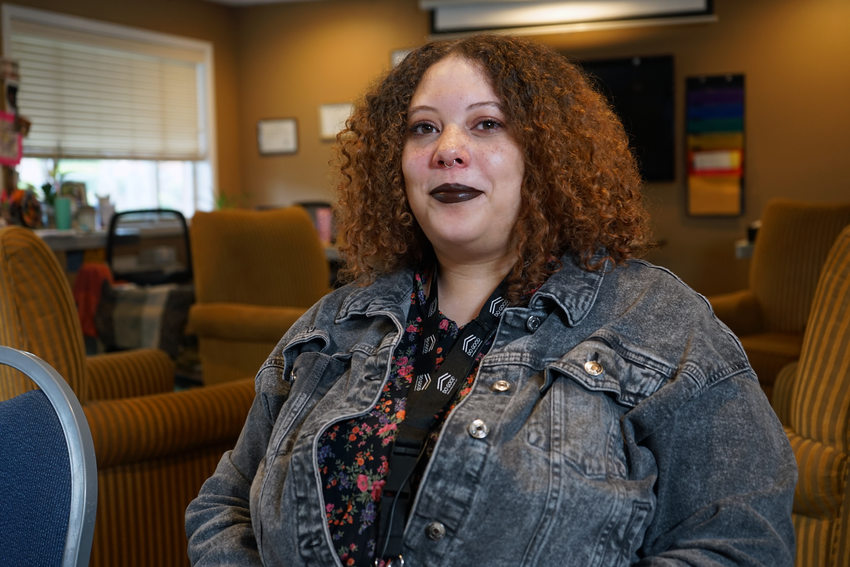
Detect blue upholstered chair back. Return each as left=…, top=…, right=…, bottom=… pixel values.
left=0, top=346, right=97, bottom=567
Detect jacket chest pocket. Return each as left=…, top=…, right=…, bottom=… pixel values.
left=533, top=338, right=668, bottom=479
left=527, top=372, right=627, bottom=479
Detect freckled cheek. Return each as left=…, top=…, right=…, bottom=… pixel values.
left=401, top=147, right=430, bottom=190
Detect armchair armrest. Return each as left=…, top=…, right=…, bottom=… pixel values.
left=86, top=348, right=175, bottom=401
left=707, top=289, right=763, bottom=336
left=187, top=303, right=306, bottom=342
left=83, top=378, right=255, bottom=468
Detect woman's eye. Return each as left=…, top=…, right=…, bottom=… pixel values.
left=475, top=119, right=504, bottom=132
left=409, top=122, right=438, bottom=135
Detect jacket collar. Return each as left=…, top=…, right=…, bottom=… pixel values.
left=335, top=268, right=415, bottom=323
left=528, top=254, right=609, bottom=327
left=335, top=255, right=609, bottom=328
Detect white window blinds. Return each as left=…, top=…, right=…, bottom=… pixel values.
left=2, top=5, right=213, bottom=161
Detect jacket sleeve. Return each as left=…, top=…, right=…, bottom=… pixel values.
left=185, top=380, right=289, bottom=566
left=184, top=296, right=335, bottom=565
left=632, top=371, right=797, bottom=566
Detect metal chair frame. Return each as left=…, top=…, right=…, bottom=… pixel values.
left=0, top=346, right=97, bottom=567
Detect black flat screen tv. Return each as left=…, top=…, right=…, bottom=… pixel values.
left=574, top=54, right=675, bottom=182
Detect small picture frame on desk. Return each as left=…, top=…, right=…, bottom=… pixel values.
left=257, top=118, right=298, bottom=155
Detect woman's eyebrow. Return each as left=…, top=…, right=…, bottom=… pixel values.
left=408, top=100, right=502, bottom=114
left=467, top=101, right=502, bottom=111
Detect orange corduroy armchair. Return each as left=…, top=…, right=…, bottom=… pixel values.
left=708, top=199, right=850, bottom=400
left=187, top=206, right=331, bottom=385
left=0, top=226, right=255, bottom=567
left=771, top=225, right=850, bottom=567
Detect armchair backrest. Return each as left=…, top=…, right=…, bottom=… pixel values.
left=749, top=199, right=850, bottom=333
left=787, top=225, right=850, bottom=449
left=782, top=225, right=850, bottom=566
left=190, top=206, right=330, bottom=308
left=0, top=226, right=86, bottom=401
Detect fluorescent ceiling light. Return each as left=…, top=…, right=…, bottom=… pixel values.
left=422, top=0, right=713, bottom=34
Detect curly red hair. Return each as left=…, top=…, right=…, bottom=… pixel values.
left=334, top=34, right=651, bottom=300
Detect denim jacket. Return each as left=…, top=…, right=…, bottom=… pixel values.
left=186, top=256, right=796, bottom=566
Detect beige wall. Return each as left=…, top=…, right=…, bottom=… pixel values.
left=0, top=0, right=242, bottom=207
left=234, top=0, right=850, bottom=295
left=532, top=0, right=850, bottom=295
left=233, top=0, right=429, bottom=208
left=3, top=0, right=849, bottom=294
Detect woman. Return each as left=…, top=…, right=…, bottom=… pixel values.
left=186, top=35, right=796, bottom=566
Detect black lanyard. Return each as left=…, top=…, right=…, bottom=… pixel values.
left=376, top=274, right=508, bottom=561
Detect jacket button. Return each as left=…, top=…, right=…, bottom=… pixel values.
left=425, top=521, right=447, bottom=541
left=584, top=360, right=603, bottom=376
left=525, top=315, right=541, bottom=332
left=491, top=379, right=511, bottom=392
left=468, top=419, right=489, bottom=439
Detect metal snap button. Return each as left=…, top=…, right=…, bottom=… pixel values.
left=525, top=315, right=541, bottom=332
left=491, top=379, right=511, bottom=392
left=584, top=360, right=603, bottom=376
left=425, top=521, right=447, bottom=541
left=468, top=419, right=489, bottom=439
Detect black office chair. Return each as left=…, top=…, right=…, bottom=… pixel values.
left=0, top=346, right=98, bottom=567
left=99, top=209, right=195, bottom=359
left=105, top=208, right=193, bottom=286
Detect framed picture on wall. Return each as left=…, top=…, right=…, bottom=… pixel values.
left=319, top=103, right=353, bottom=141
left=685, top=74, right=745, bottom=217
left=257, top=118, right=298, bottom=155
left=391, top=48, right=411, bottom=67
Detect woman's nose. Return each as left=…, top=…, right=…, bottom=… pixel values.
left=432, top=126, right=468, bottom=169
left=437, top=156, right=464, bottom=168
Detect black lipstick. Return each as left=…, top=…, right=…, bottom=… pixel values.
left=429, top=183, right=483, bottom=204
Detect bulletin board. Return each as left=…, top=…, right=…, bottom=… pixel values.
left=685, top=74, right=745, bottom=216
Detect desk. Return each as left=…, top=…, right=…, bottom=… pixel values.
left=36, top=227, right=340, bottom=254
left=36, top=227, right=341, bottom=283
left=39, top=226, right=192, bottom=283
left=36, top=225, right=189, bottom=277
left=35, top=229, right=107, bottom=252
left=36, top=223, right=188, bottom=250
left=34, top=229, right=109, bottom=273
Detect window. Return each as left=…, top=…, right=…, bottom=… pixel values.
left=2, top=4, right=216, bottom=218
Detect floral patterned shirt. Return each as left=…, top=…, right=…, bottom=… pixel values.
left=317, top=272, right=490, bottom=566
